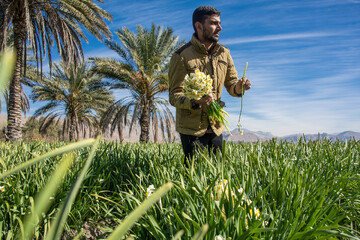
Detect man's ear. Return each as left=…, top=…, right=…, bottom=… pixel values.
left=195, top=21, right=203, bottom=33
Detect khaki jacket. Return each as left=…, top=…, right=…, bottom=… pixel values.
left=169, top=35, right=242, bottom=137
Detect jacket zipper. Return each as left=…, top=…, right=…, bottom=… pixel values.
left=209, top=54, right=214, bottom=76
left=208, top=53, right=218, bottom=100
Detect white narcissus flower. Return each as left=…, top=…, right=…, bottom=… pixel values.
left=214, top=179, right=234, bottom=203
left=98, top=179, right=104, bottom=184
left=237, top=187, right=244, bottom=194
left=146, top=184, right=155, bottom=198
left=215, top=235, right=225, bottom=240
left=0, top=186, right=4, bottom=192
left=237, top=187, right=246, bottom=201
left=263, top=220, right=269, bottom=227
left=183, top=69, right=213, bottom=100
left=255, top=208, right=261, bottom=219
left=250, top=207, right=260, bottom=219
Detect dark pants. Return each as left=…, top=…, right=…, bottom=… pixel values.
left=180, top=132, right=223, bottom=167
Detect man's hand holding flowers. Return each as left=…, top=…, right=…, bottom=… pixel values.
left=194, top=93, right=214, bottom=106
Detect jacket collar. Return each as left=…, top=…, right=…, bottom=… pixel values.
left=191, top=34, right=220, bottom=55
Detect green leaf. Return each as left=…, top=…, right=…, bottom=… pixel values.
left=0, top=139, right=96, bottom=180
left=191, top=224, right=209, bottom=240
left=0, top=48, right=16, bottom=91
left=172, top=230, right=184, bottom=240
left=107, top=182, right=173, bottom=240
left=21, top=153, right=74, bottom=240
left=45, top=137, right=101, bottom=240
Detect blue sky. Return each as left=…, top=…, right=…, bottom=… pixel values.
left=3, top=0, right=360, bottom=136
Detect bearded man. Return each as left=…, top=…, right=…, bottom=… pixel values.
left=169, top=5, right=252, bottom=166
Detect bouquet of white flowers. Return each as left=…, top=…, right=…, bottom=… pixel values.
left=183, top=69, right=231, bottom=134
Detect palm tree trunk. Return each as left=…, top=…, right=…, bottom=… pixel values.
left=139, top=101, right=150, bottom=143
left=76, top=124, right=80, bottom=141
left=153, top=113, right=158, bottom=143
left=118, top=119, right=124, bottom=142
left=69, top=114, right=76, bottom=141
left=7, top=14, right=26, bottom=141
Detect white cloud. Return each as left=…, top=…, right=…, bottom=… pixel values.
left=84, top=47, right=119, bottom=59
left=222, top=67, right=360, bottom=136
left=222, top=32, right=344, bottom=45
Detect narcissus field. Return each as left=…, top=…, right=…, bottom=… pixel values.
left=1, top=138, right=359, bottom=239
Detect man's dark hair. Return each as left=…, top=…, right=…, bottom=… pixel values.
left=192, top=5, right=220, bottom=34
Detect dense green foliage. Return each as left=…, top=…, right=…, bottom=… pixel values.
left=20, top=117, right=62, bottom=142
left=0, top=139, right=359, bottom=239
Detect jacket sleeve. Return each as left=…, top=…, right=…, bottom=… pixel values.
left=168, top=53, right=193, bottom=110
left=224, top=51, right=243, bottom=97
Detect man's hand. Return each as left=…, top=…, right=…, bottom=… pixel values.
left=235, top=77, right=251, bottom=94
left=194, top=93, right=214, bottom=106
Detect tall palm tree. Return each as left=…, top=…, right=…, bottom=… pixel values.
left=30, top=61, right=113, bottom=141
left=92, top=24, right=181, bottom=142
left=0, top=29, right=30, bottom=141
left=0, top=0, right=112, bottom=141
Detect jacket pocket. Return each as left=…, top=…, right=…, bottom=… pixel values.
left=218, top=59, right=228, bottom=66
left=178, top=109, right=202, bottom=130
left=185, top=64, right=198, bottom=72
left=217, top=59, right=228, bottom=73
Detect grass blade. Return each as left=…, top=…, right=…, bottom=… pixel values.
left=0, top=48, right=16, bottom=91
left=191, top=224, right=209, bottom=240
left=107, top=182, right=173, bottom=240
left=21, top=153, right=74, bottom=240
left=45, top=137, right=100, bottom=240
left=0, top=139, right=96, bottom=180
left=172, top=230, right=184, bottom=240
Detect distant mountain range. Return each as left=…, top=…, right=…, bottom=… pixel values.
left=1, top=114, right=359, bottom=142
left=223, top=128, right=360, bottom=142
left=99, top=128, right=360, bottom=143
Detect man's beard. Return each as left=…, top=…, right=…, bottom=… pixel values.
left=203, top=29, right=219, bottom=43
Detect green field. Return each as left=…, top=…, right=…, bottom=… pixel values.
left=1, top=138, right=359, bottom=239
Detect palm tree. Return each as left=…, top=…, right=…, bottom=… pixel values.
left=0, top=29, right=30, bottom=141
left=100, top=103, right=128, bottom=142
left=92, top=24, right=181, bottom=142
left=151, top=100, right=176, bottom=143
left=30, top=61, right=113, bottom=141
left=0, top=0, right=112, bottom=141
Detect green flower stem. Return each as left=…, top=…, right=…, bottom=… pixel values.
left=207, top=101, right=232, bottom=135
left=237, top=62, right=248, bottom=133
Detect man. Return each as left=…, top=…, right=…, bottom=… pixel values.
left=169, top=5, right=251, bottom=166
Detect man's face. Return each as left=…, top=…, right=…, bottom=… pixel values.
left=201, top=14, right=222, bottom=43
